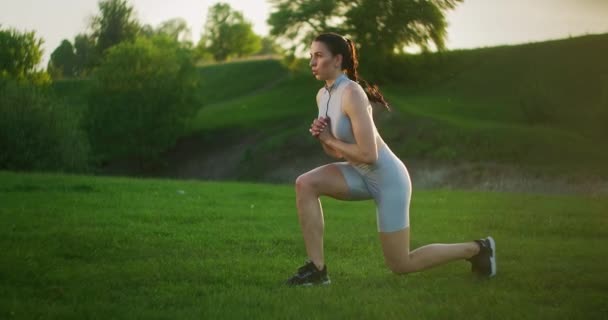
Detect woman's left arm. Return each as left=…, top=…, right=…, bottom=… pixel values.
left=319, top=84, right=378, bottom=164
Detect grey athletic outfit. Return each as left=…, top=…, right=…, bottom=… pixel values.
left=317, top=73, right=412, bottom=232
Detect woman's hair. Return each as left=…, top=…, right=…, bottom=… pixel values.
left=314, top=33, right=390, bottom=111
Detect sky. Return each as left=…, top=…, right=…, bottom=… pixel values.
left=1, top=0, right=607, bottom=67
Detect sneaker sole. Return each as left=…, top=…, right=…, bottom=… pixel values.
left=487, top=236, right=497, bottom=277
left=301, top=279, right=331, bottom=287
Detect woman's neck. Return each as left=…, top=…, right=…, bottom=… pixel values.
left=325, top=72, right=345, bottom=89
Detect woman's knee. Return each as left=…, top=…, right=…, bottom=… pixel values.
left=385, top=255, right=416, bottom=274
left=295, top=173, right=318, bottom=195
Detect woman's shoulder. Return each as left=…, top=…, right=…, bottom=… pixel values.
left=340, top=81, right=371, bottom=117
left=342, top=80, right=368, bottom=104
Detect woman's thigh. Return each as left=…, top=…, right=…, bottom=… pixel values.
left=296, top=162, right=371, bottom=201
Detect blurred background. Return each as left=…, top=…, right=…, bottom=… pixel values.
left=1, top=0, right=607, bottom=194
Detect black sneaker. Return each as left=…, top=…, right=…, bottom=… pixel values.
left=467, top=236, right=496, bottom=277
left=285, top=260, right=331, bottom=286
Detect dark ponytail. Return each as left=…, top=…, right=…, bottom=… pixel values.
left=315, top=33, right=390, bottom=111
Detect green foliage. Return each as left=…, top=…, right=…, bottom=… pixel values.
left=52, top=78, right=92, bottom=107
left=91, top=0, right=141, bottom=55
left=257, top=37, right=284, bottom=56
left=198, top=3, right=262, bottom=61
left=142, top=18, right=193, bottom=50
left=48, top=39, right=76, bottom=79
left=267, top=0, right=462, bottom=59
left=72, top=34, right=99, bottom=77
left=346, top=0, right=456, bottom=54
left=0, top=26, right=50, bottom=85
left=50, top=0, right=141, bottom=79
left=0, top=79, right=90, bottom=172
left=154, top=18, right=192, bottom=44
left=85, top=36, right=200, bottom=165
left=267, top=0, right=339, bottom=53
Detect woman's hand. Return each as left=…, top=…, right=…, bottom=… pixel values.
left=309, top=117, right=328, bottom=137
left=317, top=118, right=334, bottom=143
left=310, top=117, right=341, bottom=159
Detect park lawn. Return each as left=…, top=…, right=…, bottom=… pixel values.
left=1, top=170, right=606, bottom=319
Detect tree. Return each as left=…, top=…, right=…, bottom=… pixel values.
left=0, top=26, right=50, bottom=84
left=156, top=18, right=191, bottom=43
left=90, top=0, right=140, bottom=55
left=73, top=34, right=98, bottom=77
left=48, top=33, right=100, bottom=79
left=48, top=39, right=76, bottom=79
left=142, top=18, right=193, bottom=48
left=267, top=0, right=462, bottom=58
left=199, top=3, right=261, bottom=61
left=85, top=36, right=199, bottom=167
left=257, top=36, right=283, bottom=56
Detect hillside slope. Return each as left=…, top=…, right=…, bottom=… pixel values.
left=52, top=34, right=608, bottom=191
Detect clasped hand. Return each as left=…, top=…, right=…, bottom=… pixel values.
left=309, top=116, right=333, bottom=142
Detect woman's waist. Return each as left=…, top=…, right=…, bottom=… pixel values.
left=348, top=143, right=401, bottom=173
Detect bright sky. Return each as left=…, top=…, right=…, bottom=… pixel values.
left=1, top=0, right=607, bottom=67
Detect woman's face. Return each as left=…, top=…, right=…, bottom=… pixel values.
left=309, top=41, right=341, bottom=81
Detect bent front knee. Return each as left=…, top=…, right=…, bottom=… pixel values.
left=295, top=174, right=317, bottom=194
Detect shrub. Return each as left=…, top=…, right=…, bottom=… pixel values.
left=84, top=36, right=200, bottom=167
left=0, top=79, right=90, bottom=171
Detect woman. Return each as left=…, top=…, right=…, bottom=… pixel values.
left=285, top=33, right=496, bottom=286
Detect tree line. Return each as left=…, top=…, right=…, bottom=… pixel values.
left=48, top=1, right=280, bottom=79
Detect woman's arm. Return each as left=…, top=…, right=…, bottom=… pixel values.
left=318, top=84, right=378, bottom=164
left=320, top=141, right=343, bottom=159
left=313, top=88, right=343, bottom=159
left=311, top=119, right=343, bottom=159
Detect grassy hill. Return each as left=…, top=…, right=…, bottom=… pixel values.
left=1, top=170, right=606, bottom=318
left=381, top=33, right=608, bottom=167
left=52, top=33, right=608, bottom=186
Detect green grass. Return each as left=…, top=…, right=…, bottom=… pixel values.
left=1, top=170, right=607, bottom=319
left=188, top=71, right=318, bottom=131
left=195, top=59, right=289, bottom=104
left=380, top=91, right=608, bottom=173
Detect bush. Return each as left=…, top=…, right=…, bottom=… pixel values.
left=0, top=79, right=90, bottom=172
left=84, top=36, right=200, bottom=167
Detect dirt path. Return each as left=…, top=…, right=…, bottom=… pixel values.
left=130, top=132, right=608, bottom=196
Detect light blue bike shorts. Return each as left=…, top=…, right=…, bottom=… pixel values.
left=335, top=144, right=412, bottom=233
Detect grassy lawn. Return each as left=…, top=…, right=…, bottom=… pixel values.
left=1, top=170, right=606, bottom=319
